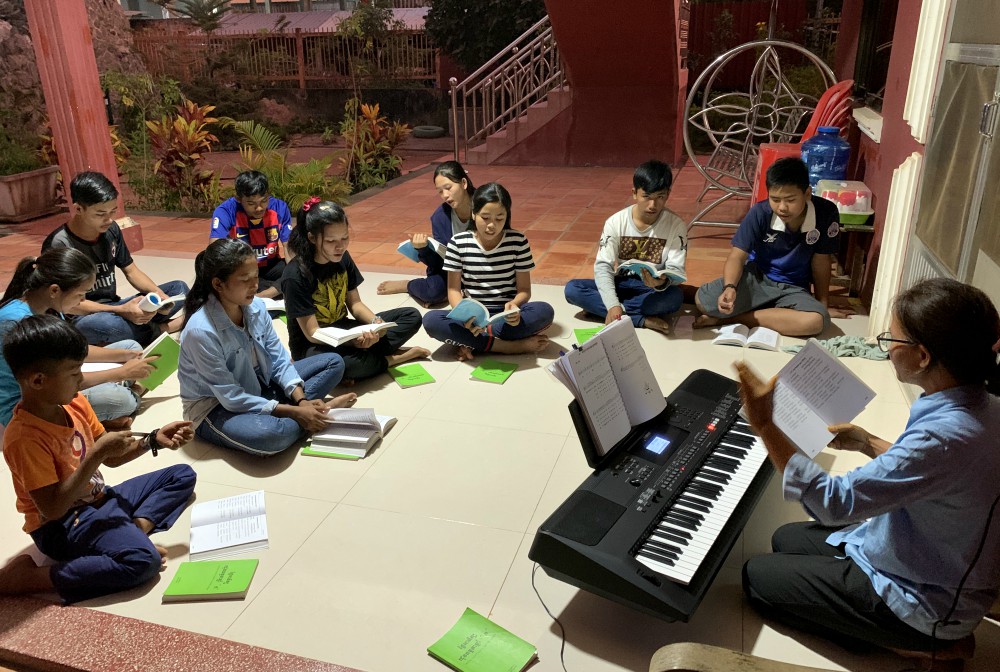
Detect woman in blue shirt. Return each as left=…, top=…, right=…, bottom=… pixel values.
left=179, top=239, right=356, bottom=456
left=737, top=278, right=1000, bottom=660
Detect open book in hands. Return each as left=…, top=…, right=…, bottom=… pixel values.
left=138, top=292, right=186, bottom=313
left=617, top=259, right=685, bottom=284
left=770, top=339, right=876, bottom=458
left=304, top=407, right=398, bottom=458
left=446, top=298, right=519, bottom=330
left=712, top=324, right=781, bottom=351
left=548, top=318, right=665, bottom=458
left=311, top=321, right=397, bottom=348
left=398, top=237, right=446, bottom=263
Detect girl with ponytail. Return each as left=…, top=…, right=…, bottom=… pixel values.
left=0, top=248, right=155, bottom=432
left=281, top=199, right=428, bottom=382
left=178, top=239, right=356, bottom=456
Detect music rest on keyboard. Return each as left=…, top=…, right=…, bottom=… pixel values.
left=528, top=369, right=773, bottom=622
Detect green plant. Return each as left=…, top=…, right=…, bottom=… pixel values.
left=145, top=99, right=220, bottom=211
left=152, top=0, right=232, bottom=33
left=0, top=111, right=45, bottom=176
left=221, top=118, right=351, bottom=209
left=425, top=0, right=547, bottom=73
left=338, top=98, right=410, bottom=193
left=321, top=126, right=336, bottom=145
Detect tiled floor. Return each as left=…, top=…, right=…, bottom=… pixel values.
left=1, top=250, right=998, bottom=671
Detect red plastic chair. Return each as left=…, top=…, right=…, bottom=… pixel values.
left=752, top=80, right=855, bottom=203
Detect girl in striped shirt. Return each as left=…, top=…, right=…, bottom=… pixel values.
left=422, top=183, right=554, bottom=361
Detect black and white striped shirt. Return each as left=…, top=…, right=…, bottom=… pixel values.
left=443, top=230, right=535, bottom=305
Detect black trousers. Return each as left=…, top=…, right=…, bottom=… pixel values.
left=257, top=259, right=286, bottom=294
left=305, top=306, right=422, bottom=381
left=743, top=521, right=945, bottom=651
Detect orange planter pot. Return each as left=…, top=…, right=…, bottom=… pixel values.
left=0, top=165, right=60, bottom=223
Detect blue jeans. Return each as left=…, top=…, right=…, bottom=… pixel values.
left=195, top=353, right=345, bottom=456
left=80, top=339, right=142, bottom=422
left=422, top=301, right=554, bottom=352
left=565, top=277, right=683, bottom=327
left=31, top=464, right=196, bottom=604
left=74, top=280, right=190, bottom=347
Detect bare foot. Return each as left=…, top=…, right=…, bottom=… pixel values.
left=693, top=314, right=723, bottom=329
left=102, top=415, right=134, bottom=432
left=377, top=279, right=410, bottom=295
left=643, top=315, right=672, bottom=335
left=155, top=544, right=168, bottom=569
left=325, top=393, right=358, bottom=409
left=0, top=554, right=53, bottom=594
left=455, top=345, right=475, bottom=361
left=491, top=334, right=551, bottom=355
left=386, top=346, right=431, bottom=367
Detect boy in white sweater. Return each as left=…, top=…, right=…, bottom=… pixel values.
left=565, top=160, right=687, bottom=334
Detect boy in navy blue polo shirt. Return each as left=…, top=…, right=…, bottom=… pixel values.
left=210, top=171, right=292, bottom=299
left=695, top=158, right=849, bottom=336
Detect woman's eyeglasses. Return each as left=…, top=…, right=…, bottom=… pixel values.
left=876, top=331, right=916, bottom=352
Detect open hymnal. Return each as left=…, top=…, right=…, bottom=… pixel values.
left=617, top=259, right=684, bottom=283
left=258, top=297, right=285, bottom=312
left=548, top=318, right=665, bottom=457
left=312, top=321, right=397, bottom=348
left=712, top=324, right=781, bottom=351
left=304, top=407, right=398, bottom=459
left=138, top=292, right=186, bottom=313
left=398, top=237, right=446, bottom=263
left=770, top=339, right=877, bottom=458
left=79, top=332, right=179, bottom=391
left=189, top=490, right=269, bottom=562
left=446, top=298, right=519, bottom=330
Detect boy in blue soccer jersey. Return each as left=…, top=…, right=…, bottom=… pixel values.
left=695, top=158, right=852, bottom=336
left=210, top=171, right=292, bottom=299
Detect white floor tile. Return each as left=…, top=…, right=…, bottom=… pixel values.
left=221, top=505, right=523, bottom=672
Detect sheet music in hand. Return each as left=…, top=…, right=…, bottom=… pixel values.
left=547, top=318, right=665, bottom=457
left=770, top=339, right=877, bottom=458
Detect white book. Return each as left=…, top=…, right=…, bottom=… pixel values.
left=81, top=362, right=123, bottom=373
left=312, top=321, right=397, bottom=348
left=308, top=408, right=398, bottom=458
left=189, top=490, right=269, bottom=562
left=712, top=324, right=781, bottom=351
left=770, top=339, right=877, bottom=458
left=547, top=319, right=665, bottom=457
left=617, top=259, right=685, bottom=283
left=138, top=292, right=186, bottom=313
left=258, top=297, right=285, bottom=312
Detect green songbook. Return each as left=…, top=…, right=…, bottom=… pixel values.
left=470, top=359, right=518, bottom=385
left=427, top=608, right=537, bottom=672
left=574, top=326, right=603, bottom=345
left=161, top=559, right=259, bottom=603
left=140, top=332, right=180, bottom=392
left=301, top=445, right=361, bottom=460
left=389, top=363, right=435, bottom=388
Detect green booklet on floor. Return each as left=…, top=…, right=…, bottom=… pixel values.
left=470, top=359, right=518, bottom=385
left=574, top=326, right=603, bottom=345
left=162, top=559, right=259, bottom=603
left=140, top=332, right=180, bottom=392
left=301, top=446, right=361, bottom=461
left=389, top=363, right=435, bottom=388
left=428, top=608, right=537, bottom=672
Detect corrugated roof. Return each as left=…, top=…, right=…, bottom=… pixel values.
left=207, top=8, right=427, bottom=34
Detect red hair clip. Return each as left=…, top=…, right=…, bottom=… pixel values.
left=302, top=196, right=321, bottom=212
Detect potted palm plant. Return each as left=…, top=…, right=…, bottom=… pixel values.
left=0, top=121, right=59, bottom=223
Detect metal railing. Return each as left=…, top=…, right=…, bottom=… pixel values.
left=449, top=15, right=566, bottom=161
left=133, top=27, right=437, bottom=89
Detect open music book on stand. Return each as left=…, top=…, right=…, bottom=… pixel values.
left=548, top=318, right=667, bottom=467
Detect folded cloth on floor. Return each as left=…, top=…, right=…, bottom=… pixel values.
left=782, top=335, right=888, bottom=360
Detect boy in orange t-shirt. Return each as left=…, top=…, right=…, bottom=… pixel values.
left=0, top=315, right=196, bottom=603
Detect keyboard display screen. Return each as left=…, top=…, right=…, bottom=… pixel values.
left=635, top=424, right=688, bottom=465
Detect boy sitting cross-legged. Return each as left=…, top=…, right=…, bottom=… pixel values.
left=564, top=160, right=687, bottom=334
left=0, top=315, right=196, bottom=604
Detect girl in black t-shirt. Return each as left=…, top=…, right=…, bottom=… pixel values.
left=280, top=199, right=428, bottom=382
